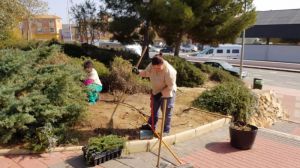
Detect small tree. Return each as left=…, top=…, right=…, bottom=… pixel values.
left=0, top=0, right=25, bottom=41
left=187, top=0, right=256, bottom=44
left=149, top=0, right=196, bottom=56
left=72, top=0, right=109, bottom=44
left=19, top=0, right=48, bottom=41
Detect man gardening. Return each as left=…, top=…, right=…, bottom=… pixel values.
left=133, top=55, right=177, bottom=136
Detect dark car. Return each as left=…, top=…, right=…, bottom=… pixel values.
left=160, top=47, right=173, bottom=53
left=204, top=60, right=247, bottom=78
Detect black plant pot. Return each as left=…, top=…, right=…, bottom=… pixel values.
left=229, top=123, right=258, bottom=150
left=82, top=146, right=122, bottom=166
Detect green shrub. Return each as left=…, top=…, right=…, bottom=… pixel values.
left=210, top=69, right=240, bottom=83
left=0, top=40, right=51, bottom=51
left=105, top=57, right=150, bottom=94
left=62, top=42, right=86, bottom=58
left=0, top=45, right=87, bottom=151
left=163, top=56, right=207, bottom=87
left=70, top=57, right=110, bottom=78
left=193, top=82, right=256, bottom=122
left=194, top=63, right=216, bottom=74
left=63, top=43, right=151, bottom=69
left=194, top=63, right=241, bottom=83
left=85, top=135, right=125, bottom=164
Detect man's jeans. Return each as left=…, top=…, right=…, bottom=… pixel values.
left=148, top=90, right=176, bottom=133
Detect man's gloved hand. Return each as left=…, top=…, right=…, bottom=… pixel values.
left=132, top=67, right=139, bottom=75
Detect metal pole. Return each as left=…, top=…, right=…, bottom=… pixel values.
left=240, top=29, right=245, bottom=79
left=240, top=0, right=246, bottom=79
left=156, top=98, right=167, bottom=167
left=67, top=0, right=73, bottom=41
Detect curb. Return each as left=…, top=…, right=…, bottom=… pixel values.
left=0, top=146, right=83, bottom=156
left=185, top=58, right=300, bottom=73
left=259, top=127, right=300, bottom=141
left=123, top=118, right=230, bottom=154
left=231, top=64, right=300, bottom=73
left=0, top=118, right=230, bottom=156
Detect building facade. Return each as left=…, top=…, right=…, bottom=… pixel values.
left=21, top=15, right=62, bottom=41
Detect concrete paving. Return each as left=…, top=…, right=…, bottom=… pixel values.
left=2, top=125, right=300, bottom=168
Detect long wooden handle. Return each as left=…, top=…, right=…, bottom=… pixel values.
left=156, top=98, right=167, bottom=167
left=135, top=46, right=148, bottom=68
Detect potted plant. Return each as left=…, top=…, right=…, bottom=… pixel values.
left=193, top=82, right=258, bottom=150
left=228, top=85, right=258, bottom=150
left=82, top=135, right=125, bottom=166
left=229, top=119, right=258, bottom=150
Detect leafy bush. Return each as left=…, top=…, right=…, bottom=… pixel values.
left=195, top=63, right=241, bottom=83
left=105, top=57, right=150, bottom=94
left=84, top=135, right=125, bottom=164
left=0, top=45, right=87, bottom=151
left=194, top=63, right=216, bottom=74
left=0, top=39, right=52, bottom=51
left=71, top=57, right=110, bottom=79
left=193, top=82, right=256, bottom=122
left=163, top=56, right=207, bottom=87
left=63, top=43, right=151, bottom=69
left=210, top=69, right=241, bottom=83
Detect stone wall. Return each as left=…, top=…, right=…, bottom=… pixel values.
left=249, top=90, right=287, bottom=128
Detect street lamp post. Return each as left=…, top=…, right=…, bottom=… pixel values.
left=240, top=0, right=247, bottom=79
left=143, top=0, right=150, bottom=58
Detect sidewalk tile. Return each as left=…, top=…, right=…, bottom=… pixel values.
left=0, top=156, right=22, bottom=168
left=9, top=155, right=48, bottom=168
left=180, top=137, right=300, bottom=168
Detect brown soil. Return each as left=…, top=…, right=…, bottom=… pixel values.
left=74, top=83, right=222, bottom=145
left=0, top=83, right=221, bottom=149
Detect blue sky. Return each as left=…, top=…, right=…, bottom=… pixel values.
left=46, top=0, right=300, bottom=24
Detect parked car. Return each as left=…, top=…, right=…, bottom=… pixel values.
left=204, top=60, right=247, bottom=78
left=160, top=46, right=173, bottom=53
left=180, top=44, right=198, bottom=52
left=125, top=44, right=142, bottom=56
left=197, top=44, right=241, bottom=59
left=149, top=45, right=161, bottom=53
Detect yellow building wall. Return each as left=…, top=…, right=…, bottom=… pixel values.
left=31, top=33, right=60, bottom=40
left=21, top=15, right=62, bottom=41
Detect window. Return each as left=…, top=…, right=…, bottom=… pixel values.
left=206, top=49, right=213, bottom=54
left=37, top=22, right=42, bottom=32
left=227, top=49, right=230, bottom=53
left=232, top=49, right=240, bottom=53
left=217, top=49, right=223, bottom=53
left=50, top=28, right=55, bottom=32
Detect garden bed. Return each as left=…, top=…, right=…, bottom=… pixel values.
left=73, top=84, right=222, bottom=145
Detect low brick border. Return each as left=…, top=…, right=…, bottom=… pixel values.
left=0, top=118, right=230, bottom=156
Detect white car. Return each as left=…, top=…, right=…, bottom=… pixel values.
left=149, top=45, right=161, bottom=53
left=180, top=44, right=198, bottom=52
left=125, top=44, right=142, bottom=56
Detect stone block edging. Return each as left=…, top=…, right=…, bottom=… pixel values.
left=0, top=118, right=230, bottom=156
left=123, top=118, right=230, bottom=154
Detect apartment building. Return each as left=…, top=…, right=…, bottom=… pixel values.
left=21, top=15, right=62, bottom=41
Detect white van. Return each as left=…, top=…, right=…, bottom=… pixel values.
left=196, top=44, right=241, bottom=59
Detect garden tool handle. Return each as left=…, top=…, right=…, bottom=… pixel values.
left=157, top=98, right=168, bottom=167
left=135, top=46, right=148, bottom=68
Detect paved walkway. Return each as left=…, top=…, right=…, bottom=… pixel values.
left=2, top=125, right=300, bottom=168
left=260, top=85, right=300, bottom=123
left=270, top=120, right=300, bottom=137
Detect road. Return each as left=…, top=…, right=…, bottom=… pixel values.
left=244, top=68, right=300, bottom=90
left=182, top=55, right=300, bottom=72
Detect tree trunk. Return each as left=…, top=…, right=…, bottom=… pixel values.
left=174, top=32, right=183, bottom=56
left=27, top=18, right=31, bottom=41
left=174, top=39, right=181, bottom=56
left=143, top=20, right=150, bottom=58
